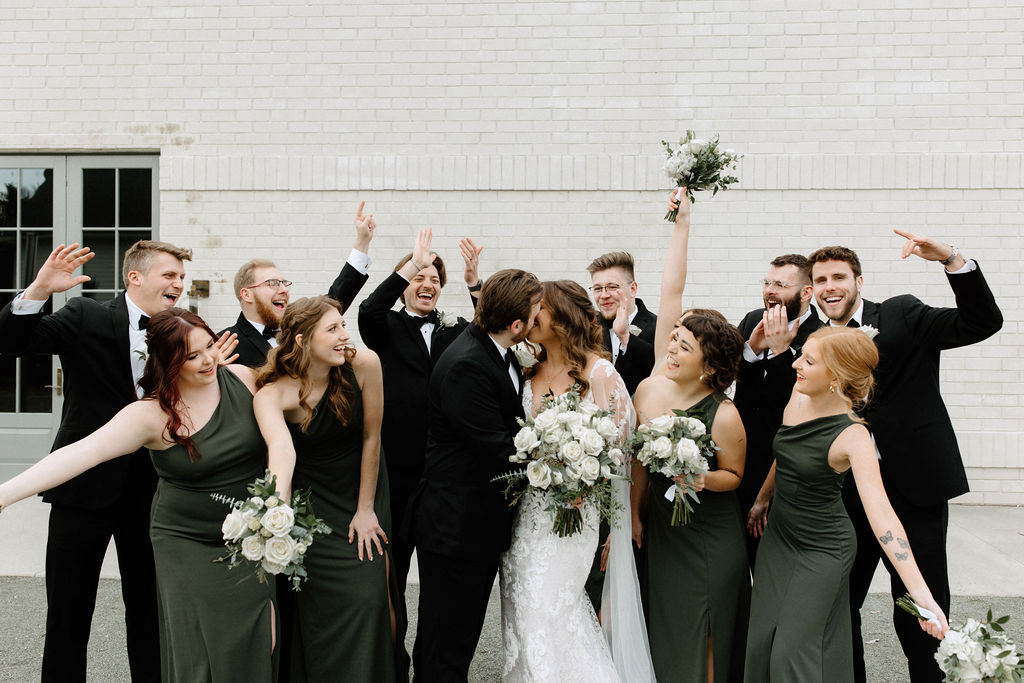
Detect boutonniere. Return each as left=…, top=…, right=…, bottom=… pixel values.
left=436, top=310, right=457, bottom=329
left=858, top=325, right=880, bottom=341
left=134, top=349, right=149, bottom=362
left=512, top=343, right=539, bottom=368
left=627, top=324, right=642, bottom=337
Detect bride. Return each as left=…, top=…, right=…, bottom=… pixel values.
left=499, top=280, right=656, bottom=683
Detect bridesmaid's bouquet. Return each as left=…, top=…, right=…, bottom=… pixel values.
left=661, top=130, right=741, bottom=220
left=898, top=595, right=1023, bottom=682
left=212, top=470, right=331, bottom=591
left=494, top=386, right=627, bottom=537
left=631, top=410, right=715, bottom=526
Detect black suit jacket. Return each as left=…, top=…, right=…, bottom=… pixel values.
left=860, top=265, right=1001, bottom=506
left=733, top=305, right=823, bottom=509
left=410, top=324, right=524, bottom=562
left=223, top=262, right=370, bottom=369
left=0, top=293, right=156, bottom=508
left=355, top=272, right=470, bottom=472
left=600, top=297, right=657, bottom=396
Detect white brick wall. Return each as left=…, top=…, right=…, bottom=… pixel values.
left=3, top=0, right=1021, bottom=502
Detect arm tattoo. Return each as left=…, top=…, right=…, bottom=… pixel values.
left=879, top=530, right=893, bottom=545
left=895, top=551, right=909, bottom=561
left=897, top=537, right=909, bottom=549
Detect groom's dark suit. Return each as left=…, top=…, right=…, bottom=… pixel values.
left=844, top=264, right=1001, bottom=682
left=409, top=323, right=524, bottom=682
left=0, top=294, right=160, bottom=683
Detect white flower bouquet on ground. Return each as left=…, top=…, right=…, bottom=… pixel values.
left=662, top=130, right=741, bottom=220
left=898, top=595, right=1024, bottom=682
left=212, top=470, right=331, bottom=590
left=631, top=411, right=716, bottom=526
left=494, top=386, right=627, bottom=537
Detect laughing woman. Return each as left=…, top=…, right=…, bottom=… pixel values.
left=254, top=295, right=404, bottom=683
left=0, top=308, right=277, bottom=683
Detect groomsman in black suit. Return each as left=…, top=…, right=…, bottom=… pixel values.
left=0, top=239, right=192, bottom=683
left=225, top=201, right=377, bottom=367
left=409, top=268, right=542, bottom=682
left=355, top=226, right=483, bottom=602
left=587, top=251, right=657, bottom=396
left=807, top=233, right=1002, bottom=683
left=734, top=254, right=821, bottom=568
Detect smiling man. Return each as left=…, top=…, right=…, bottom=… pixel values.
left=0, top=239, right=192, bottom=683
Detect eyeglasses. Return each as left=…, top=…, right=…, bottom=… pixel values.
left=248, top=278, right=293, bottom=289
left=591, top=283, right=631, bottom=294
left=760, top=279, right=799, bottom=290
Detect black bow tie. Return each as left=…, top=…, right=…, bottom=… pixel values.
left=846, top=319, right=860, bottom=328
left=408, top=310, right=439, bottom=326
left=138, top=315, right=150, bottom=331
left=262, top=326, right=279, bottom=340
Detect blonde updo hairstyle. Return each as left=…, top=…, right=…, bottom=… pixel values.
left=806, top=327, right=879, bottom=415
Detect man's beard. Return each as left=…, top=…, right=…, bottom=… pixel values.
left=764, top=292, right=802, bottom=321
left=254, top=297, right=283, bottom=327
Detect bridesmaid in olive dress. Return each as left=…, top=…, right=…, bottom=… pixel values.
left=630, top=193, right=750, bottom=683
left=0, top=309, right=277, bottom=683
left=743, top=327, right=947, bottom=682
left=255, top=295, right=404, bottom=683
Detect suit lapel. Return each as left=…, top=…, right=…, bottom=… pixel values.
left=862, top=300, right=881, bottom=328
left=235, top=312, right=271, bottom=356
left=109, top=294, right=136, bottom=399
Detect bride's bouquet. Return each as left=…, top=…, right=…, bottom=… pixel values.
left=897, top=595, right=1023, bottom=682
left=212, top=470, right=331, bottom=591
left=661, top=130, right=741, bottom=220
left=494, top=386, right=627, bottom=537
left=631, top=410, right=715, bottom=526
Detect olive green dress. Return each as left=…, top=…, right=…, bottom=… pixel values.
left=744, top=414, right=857, bottom=683
left=149, top=367, right=276, bottom=683
left=287, top=364, right=405, bottom=682
left=645, top=392, right=750, bottom=683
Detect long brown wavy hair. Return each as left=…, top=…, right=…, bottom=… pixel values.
left=525, top=280, right=609, bottom=396
left=256, top=296, right=356, bottom=432
left=139, top=308, right=218, bottom=462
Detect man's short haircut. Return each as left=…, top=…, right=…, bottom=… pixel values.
left=474, top=269, right=542, bottom=334
left=770, top=254, right=812, bottom=284
left=122, top=240, right=192, bottom=288
left=807, top=246, right=862, bottom=279
left=394, top=253, right=447, bottom=288
left=233, top=258, right=277, bottom=300
left=586, top=251, right=635, bottom=282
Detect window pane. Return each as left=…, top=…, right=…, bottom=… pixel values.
left=0, top=169, right=16, bottom=228
left=21, top=354, right=52, bottom=413
left=20, top=168, right=53, bottom=228
left=0, top=230, right=14, bottom=289
left=0, top=355, right=14, bottom=412
left=20, top=230, right=52, bottom=289
left=119, top=169, right=152, bottom=228
left=83, top=168, right=115, bottom=227
left=82, top=230, right=115, bottom=291
left=119, top=229, right=150, bottom=265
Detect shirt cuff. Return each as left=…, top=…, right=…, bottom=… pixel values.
left=946, top=258, right=977, bottom=275
left=10, top=292, right=47, bottom=315
left=742, top=342, right=761, bottom=363
left=347, top=249, right=373, bottom=276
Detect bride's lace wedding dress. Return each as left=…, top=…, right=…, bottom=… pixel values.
left=499, top=359, right=656, bottom=683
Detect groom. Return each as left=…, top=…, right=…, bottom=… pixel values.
left=409, top=268, right=542, bottom=682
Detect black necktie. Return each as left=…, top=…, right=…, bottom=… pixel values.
left=847, top=319, right=860, bottom=328
left=138, top=315, right=149, bottom=331
left=262, top=326, right=279, bottom=340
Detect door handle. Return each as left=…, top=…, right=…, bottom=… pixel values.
left=44, top=368, right=63, bottom=397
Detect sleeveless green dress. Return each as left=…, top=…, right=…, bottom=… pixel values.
left=149, top=367, right=276, bottom=683
left=645, top=392, right=751, bottom=683
left=743, top=413, right=857, bottom=683
left=286, top=363, right=405, bottom=682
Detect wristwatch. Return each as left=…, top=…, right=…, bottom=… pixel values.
left=467, top=280, right=483, bottom=292
left=939, top=244, right=958, bottom=267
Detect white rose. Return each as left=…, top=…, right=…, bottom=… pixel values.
left=601, top=465, right=613, bottom=479
left=261, top=505, right=296, bottom=537
left=509, top=451, right=527, bottom=463
left=264, top=495, right=280, bottom=508
left=533, top=409, right=558, bottom=432
left=636, top=424, right=650, bottom=434
left=221, top=508, right=251, bottom=542
left=551, top=469, right=564, bottom=486
left=261, top=559, right=287, bottom=575
left=513, top=427, right=540, bottom=453
left=682, top=416, right=706, bottom=436
left=250, top=496, right=265, bottom=508
left=595, top=416, right=619, bottom=440
left=247, top=517, right=263, bottom=531
left=560, top=440, right=585, bottom=465
left=296, top=541, right=308, bottom=555
left=650, top=436, right=674, bottom=460
left=526, top=461, right=553, bottom=489
left=581, top=429, right=605, bottom=455
left=688, top=139, right=707, bottom=153
left=264, top=534, right=298, bottom=566
left=513, top=345, right=538, bottom=368
left=607, top=447, right=624, bottom=467
left=240, top=534, right=265, bottom=562
left=675, top=438, right=700, bottom=465
left=557, top=411, right=583, bottom=431
left=564, top=463, right=582, bottom=483
left=648, top=414, right=676, bottom=433
left=725, top=148, right=736, bottom=157
left=677, top=154, right=695, bottom=175
left=578, top=401, right=601, bottom=417
left=543, top=427, right=564, bottom=445
left=580, top=456, right=601, bottom=484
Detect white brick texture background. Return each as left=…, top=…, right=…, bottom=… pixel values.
left=2, top=0, right=1021, bottom=503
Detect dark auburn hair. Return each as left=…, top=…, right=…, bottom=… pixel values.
left=769, top=253, right=812, bottom=284
left=805, top=326, right=879, bottom=416
left=677, top=313, right=744, bottom=394
left=586, top=251, right=635, bottom=281
left=256, top=296, right=356, bottom=432
left=807, top=246, right=862, bottom=278
left=474, top=269, right=542, bottom=334
left=139, top=308, right=218, bottom=462
left=525, top=280, right=610, bottom=396
left=394, top=252, right=447, bottom=287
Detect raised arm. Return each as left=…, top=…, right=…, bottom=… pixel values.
left=327, top=201, right=376, bottom=311
left=253, top=383, right=299, bottom=501
left=653, top=190, right=692, bottom=360
left=349, top=349, right=387, bottom=561
left=460, top=237, right=484, bottom=306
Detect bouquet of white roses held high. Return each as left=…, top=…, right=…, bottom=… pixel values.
left=212, top=470, right=331, bottom=591
left=897, top=595, right=1023, bottom=682
left=662, top=130, right=742, bottom=220
left=493, top=386, right=628, bottom=537
left=630, top=409, right=715, bottom=526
